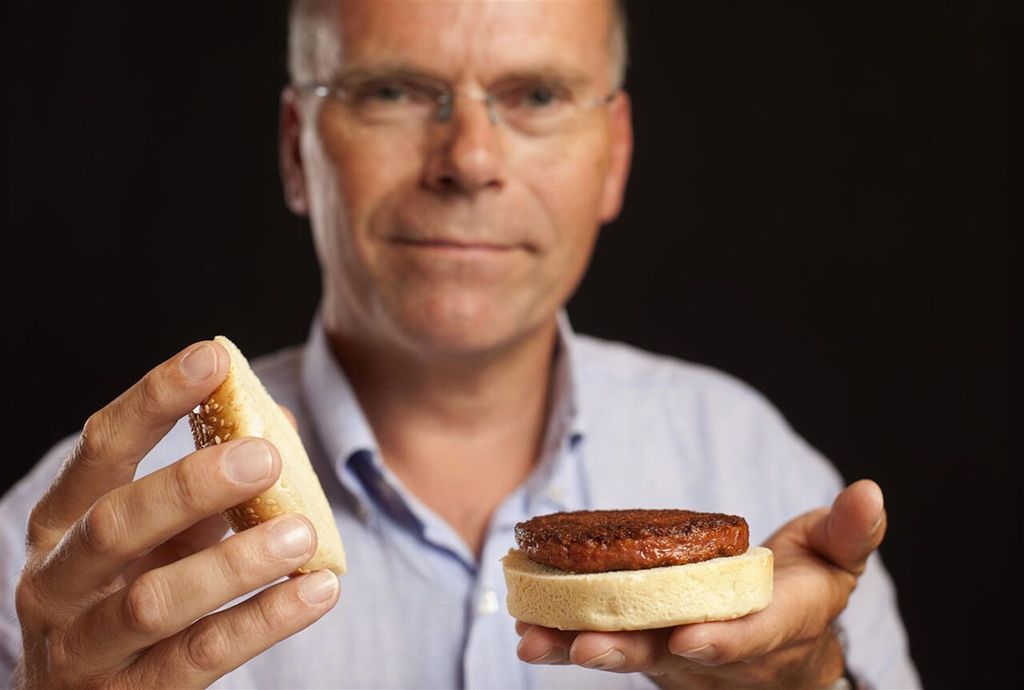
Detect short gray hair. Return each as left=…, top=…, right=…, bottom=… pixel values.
left=288, top=0, right=630, bottom=90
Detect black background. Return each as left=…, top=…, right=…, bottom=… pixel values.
left=5, top=2, right=1012, bottom=688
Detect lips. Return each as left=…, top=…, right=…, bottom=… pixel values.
left=391, top=237, right=519, bottom=251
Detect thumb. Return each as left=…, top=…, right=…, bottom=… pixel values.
left=810, top=478, right=887, bottom=576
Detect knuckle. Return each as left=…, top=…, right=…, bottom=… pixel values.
left=169, top=456, right=212, bottom=515
left=77, top=411, right=112, bottom=468
left=26, top=503, right=56, bottom=550
left=249, top=586, right=293, bottom=635
left=828, top=576, right=853, bottom=619
left=44, top=625, right=78, bottom=682
left=13, top=573, right=40, bottom=622
left=213, top=534, right=258, bottom=585
left=80, top=497, right=127, bottom=559
left=121, top=574, right=171, bottom=636
left=183, top=617, right=233, bottom=672
left=133, top=370, right=168, bottom=418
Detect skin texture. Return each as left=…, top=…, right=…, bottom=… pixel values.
left=13, top=343, right=340, bottom=688
left=278, top=0, right=632, bottom=556
left=514, top=480, right=885, bottom=689
left=13, top=2, right=879, bottom=688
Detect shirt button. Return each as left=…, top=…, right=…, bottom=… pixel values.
left=478, top=589, right=499, bottom=616
left=547, top=485, right=565, bottom=501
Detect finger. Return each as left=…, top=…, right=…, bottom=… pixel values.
left=516, top=624, right=578, bottom=665
left=660, top=483, right=887, bottom=671
left=29, top=341, right=230, bottom=547
left=38, top=438, right=280, bottom=603
left=126, top=568, right=339, bottom=689
left=64, top=513, right=318, bottom=676
left=810, top=478, right=886, bottom=575
left=567, top=629, right=674, bottom=673
left=666, top=558, right=849, bottom=667
left=121, top=514, right=232, bottom=584
left=278, top=404, right=297, bottom=430
left=667, top=605, right=783, bottom=667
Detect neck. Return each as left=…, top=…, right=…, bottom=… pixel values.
left=322, top=311, right=560, bottom=555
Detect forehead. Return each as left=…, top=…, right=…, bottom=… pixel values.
left=326, top=0, right=613, bottom=85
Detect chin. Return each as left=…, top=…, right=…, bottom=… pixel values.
left=385, top=291, right=544, bottom=359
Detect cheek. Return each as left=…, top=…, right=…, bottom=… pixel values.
left=519, top=136, right=608, bottom=284
left=317, top=119, right=403, bottom=232
left=308, top=114, right=416, bottom=267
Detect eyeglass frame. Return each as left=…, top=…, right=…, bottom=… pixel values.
left=293, top=74, right=619, bottom=134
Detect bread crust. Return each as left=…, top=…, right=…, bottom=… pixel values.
left=188, top=336, right=346, bottom=575
left=503, top=546, right=772, bottom=631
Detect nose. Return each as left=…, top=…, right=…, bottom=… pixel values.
left=422, top=94, right=505, bottom=195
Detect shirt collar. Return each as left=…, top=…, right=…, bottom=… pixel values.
left=519, top=310, right=586, bottom=506
left=300, top=309, right=381, bottom=518
left=299, top=307, right=587, bottom=520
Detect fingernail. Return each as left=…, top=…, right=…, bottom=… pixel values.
left=224, top=440, right=273, bottom=483
left=180, top=344, right=218, bottom=381
left=676, top=643, right=717, bottom=663
left=298, top=569, right=339, bottom=604
left=268, top=517, right=313, bottom=559
left=871, top=499, right=885, bottom=531
left=519, top=641, right=567, bottom=665
left=582, top=648, right=625, bottom=670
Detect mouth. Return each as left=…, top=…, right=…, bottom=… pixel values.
left=390, top=237, right=530, bottom=254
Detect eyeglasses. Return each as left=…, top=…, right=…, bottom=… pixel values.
left=296, top=73, right=618, bottom=137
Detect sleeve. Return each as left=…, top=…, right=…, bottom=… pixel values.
left=1, top=419, right=200, bottom=686
left=771, top=415, right=921, bottom=689
left=839, top=551, right=921, bottom=689
left=1, top=436, right=78, bottom=686
left=0, top=499, right=25, bottom=686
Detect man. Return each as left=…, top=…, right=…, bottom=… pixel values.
left=1, top=1, right=919, bottom=688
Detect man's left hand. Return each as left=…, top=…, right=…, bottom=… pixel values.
left=515, top=479, right=885, bottom=689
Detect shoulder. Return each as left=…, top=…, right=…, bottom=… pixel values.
left=572, top=334, right=844, bottom=533
left=574, top=333, right=781, bottom=419
left=250, top=342, right=305, bottom=393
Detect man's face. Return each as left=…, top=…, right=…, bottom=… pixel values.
left=282, top=0, right=632, bottom=358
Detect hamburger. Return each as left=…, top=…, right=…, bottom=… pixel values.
left=502, top=509, right=772, bottom=631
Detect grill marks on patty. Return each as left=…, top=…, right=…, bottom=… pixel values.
left=514, top=509, right=749, bottom=573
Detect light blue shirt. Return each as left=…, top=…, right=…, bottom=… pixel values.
left=1, top=313, right=919, bottom=689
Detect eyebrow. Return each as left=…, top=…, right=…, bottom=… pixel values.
left=332, top=61, right=595, bottom=90
left=331, top=61, right=448, bottom=84
left=489, top=66, right=593, bottom=91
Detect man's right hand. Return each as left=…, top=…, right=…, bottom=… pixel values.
left=12, top=341, right=340, bottom=689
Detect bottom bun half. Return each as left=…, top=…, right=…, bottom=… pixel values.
left=502, top=546, right=773, bottom=631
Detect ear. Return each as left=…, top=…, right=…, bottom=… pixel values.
left=598, top=91, right=634, bottom=223
left=279, top=86, right=310, bottom=216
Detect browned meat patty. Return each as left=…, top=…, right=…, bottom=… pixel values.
left=514, top=509, right=749, bottom=573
